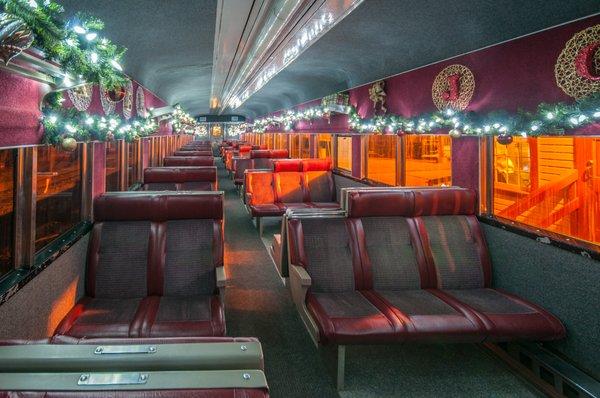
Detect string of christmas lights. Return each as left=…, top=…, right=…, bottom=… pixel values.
left=251, top=93, right=600, bottom=140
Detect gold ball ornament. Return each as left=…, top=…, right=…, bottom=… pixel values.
left=449, top=129, right=462, bottom=138
left=61, top=137, right=78, bottom=152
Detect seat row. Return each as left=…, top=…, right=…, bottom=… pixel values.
left=286, top=187, right=565, bottom=389
left=245, top=158, right=339, bottom=233
left=55, top=192, right=226, bottom=339
left=143, top=166, right=218, bottom=191
left=232, top=149, right=289, bottom=187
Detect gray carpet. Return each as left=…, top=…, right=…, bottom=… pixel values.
left=218, top=164, right=542, bottom=397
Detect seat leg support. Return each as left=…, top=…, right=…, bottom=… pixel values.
left=337, top=345, right=346, bottom=390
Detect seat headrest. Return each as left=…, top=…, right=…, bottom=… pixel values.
left=250, top=149, right=289, bottom=159
left=239, top=145, right=252, bottom=152
left=94, top=192, right=223, bottom=221
left=273, top=159, right=303, bottom=172
left=414, top=187, right=477, bottom=216
left=144, top=167, right=217, bottom=183
left=174, top=150, right=213, bottom=157
left=302, top=158, right=331, bottom=171
left=346, top=187, right=476, bottom=217
left=163, top=156, right=214, bottom=167
left=347, top=190, right=414, bottom=217
left=250, top=150, right=271, bottom=158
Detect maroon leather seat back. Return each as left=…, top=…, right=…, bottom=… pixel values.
left=164, top=156, right=214, bottom=166
left=91, top=192, right=224, bottom=299
left=143, top=166, right=217, bottom=191
left=174, top=150, right=213, bottom=157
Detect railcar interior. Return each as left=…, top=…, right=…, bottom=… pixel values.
left=0, top=0, right=599, bottom=397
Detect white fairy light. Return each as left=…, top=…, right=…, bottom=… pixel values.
left=73, top=25, right=87, bottom=34
left=546, top=112, right=554, bottom=120
left=85, top=117, right=94, bottom=125
left=90, top=52, right=99, bottom=63
left=65, top=124, right=77, bottom=133
left=85, top=32, right=98, bottom=41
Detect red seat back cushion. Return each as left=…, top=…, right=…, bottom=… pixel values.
left=247, top=172, right=275, bottom=204
left=275, top=172, right=305, bottom=203
left=305, top=171, right=334, bottom=202
left=273, top=159, right=302, bottom=172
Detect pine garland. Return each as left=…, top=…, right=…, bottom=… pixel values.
left=1, top=0, right=126, bottom=89
left=252, top=93, right=600, bottom=138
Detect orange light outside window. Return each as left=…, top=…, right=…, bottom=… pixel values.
left=0, top=149, right=15, bottom=277
left=492, top=136, right=600, bottom=249
left=317, top=134, right=332, bottom=159
left=300, top=134, right=311, bottom=158
left=367, top=134, right=397, bottom=185
left=336, top=136, right=353, bottom=172
left=35, top=145, right=82, bottom=252
left=404, top=135, right=452, bottom=186
left=290, top=134, right=300, bottom=158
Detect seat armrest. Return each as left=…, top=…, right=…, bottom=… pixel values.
left=245, top=192, right=253, bottom=205
left=216, top=266, right=229, bottom=288
left=290, top=264, right=311, bottom=307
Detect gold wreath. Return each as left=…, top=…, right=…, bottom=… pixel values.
left=555, top=24, right=600, bottom=99
left=431, top=64, right=475, bottom=111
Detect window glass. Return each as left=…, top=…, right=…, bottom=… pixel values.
left=290, top=134, right=300, bottom=158
left=317, top=134, right=332, bottom=159
left=36, top=145, right=82, bottom=252
left=367, top=135, right=397, bottom=185
left=492, top=136, right=600, bottom=248
left=336, top=136, right=353, bottom=172
left=404, top=135, right=452, bottom=186
left=300, top=134, right=311, bottom=158
left=275, top=133, right=288, bottom=151
left=105, top=140, right=119, bottom=192
left=128, top=140, right=140, bottom=186
left=0, top=149, right=15, bottom=278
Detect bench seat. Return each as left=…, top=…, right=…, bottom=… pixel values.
left=54, top=192, right=227, bottom=340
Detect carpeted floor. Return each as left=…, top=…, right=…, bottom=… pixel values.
left=218, top=164, right=542, bottom=397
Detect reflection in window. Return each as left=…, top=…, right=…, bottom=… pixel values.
left=0, top=149, right=15, bottom=278
left=300, top=134, right=311, bottom=158
left=275, top=133, right=288, bottom=151
left=36, top=145, right=82, bottom=252
left=367, top=135, right=397, bottom=185
left=290, top=134, right=300, bottom=158
left=128, top=140, right=140, bottom=186
left=317, top=134, right=332, bottom=159
left=405, top=135, right=451, bottom=186
left=336, top=136, right=353, bottom=172
left=492, top=136, right=600, bottom=248
left=105, top=141, right=119, bottom=192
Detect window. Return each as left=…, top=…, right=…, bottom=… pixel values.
left=336, top=136, right=353, bottom=172
left=35, top=145, right=82, bottom=252
left=0, top=149, right=15, bottom=278
left=317, top=134, right=332, bottom=159
left=127, top=140, right=140, bottom=186
left=491, top=136, right=600, bottom=249
left=367, top=134, right=397, bottom=185
left=404, top=135, right=451, bottom=186
left=265, top=133, right=274, bottom=149
left=275, top=133, right=288, bottom=151
left=105, top=140, right=119, bottom=191
left=290, top=134, right=300, bottom=158
left=300, top=134, right=311, bottom=158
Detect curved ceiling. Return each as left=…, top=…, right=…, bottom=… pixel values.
left=59, top=0, right=217, bottom=115
left=59, top=0, right=598, bottom=119
left=236, top=0, right=600, bottom=118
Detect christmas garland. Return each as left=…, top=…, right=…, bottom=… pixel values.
left=1, top=0, right=126, bottom=89
left=251, top=93, right=600, bottom=139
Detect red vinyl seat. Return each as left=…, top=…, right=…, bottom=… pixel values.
left=245, top=159, right=339, bottom=225
left=288, top=187, right=565, bottom=346
left=164, top=156, right=214, bottom=166
left=174, top=150, right=213, bottom=156
left=54, top=192, right=226, bottom=339
left=142, top=166, right=218, bottom=191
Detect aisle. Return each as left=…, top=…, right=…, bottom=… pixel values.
left=218, top=164, right=541, bottom=398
